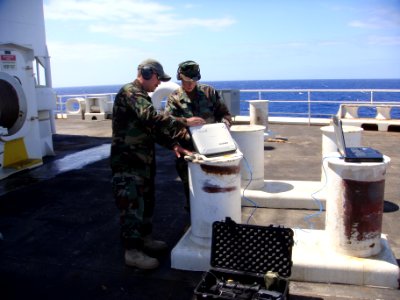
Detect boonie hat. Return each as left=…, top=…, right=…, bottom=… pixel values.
left=177, top=60, right=201, bottom=81
left=138, top=58, right=171, bottom=82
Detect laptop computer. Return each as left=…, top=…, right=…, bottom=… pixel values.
left=189, top=123, right=237, bottom=157
left=332, top=115, right=383, bottom=163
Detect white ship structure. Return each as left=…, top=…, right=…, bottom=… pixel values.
left=0, top=0, right=55, bottom=179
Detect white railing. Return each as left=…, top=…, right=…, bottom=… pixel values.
left=240, top=88, right=400, bottom=124
left=55, top=89, right=400, bottom=125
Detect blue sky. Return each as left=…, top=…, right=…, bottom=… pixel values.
left=43, top=0, right=400, bottom=87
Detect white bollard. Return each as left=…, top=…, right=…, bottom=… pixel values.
left=248, top=100, right=269, bottom=131
left=324, top=155, right=390, bottom=257
left=230, top=125, right=266, bottom=190
left=188, top=152, right=243, bottom=244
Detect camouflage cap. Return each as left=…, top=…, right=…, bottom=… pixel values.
left=138, top=58, right=171, bottom=82
left=177, top=60, right=201, bottom=81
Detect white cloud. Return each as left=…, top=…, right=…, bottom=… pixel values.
left=368, top=35, right=400, bottom=46
left=349, top=20, right=376, bottom=29
left=349, top=8, right=400, bottom=29
left=317, top=41, right=345, bottom=46
left=44, top=0, right=235, bottom=41
left=44, top=0, right=172, bottom=21
left=47, top=41, right=152, bottom=86
left=47, top=41, right=144, bottom=61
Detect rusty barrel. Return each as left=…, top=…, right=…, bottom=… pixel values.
left=324, top=155, right=390, bottom=257
left=188, top=152, right=243, bottom=240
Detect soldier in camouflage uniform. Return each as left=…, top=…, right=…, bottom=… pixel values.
left=164, top=60, right=232, bottom=210
left=110, top=59, right=205, bottom=269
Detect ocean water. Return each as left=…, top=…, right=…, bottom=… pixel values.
left=54, top=79, right=400, bottom=118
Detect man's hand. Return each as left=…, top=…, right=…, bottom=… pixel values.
left=173, top=144, right=193, bottom=158
left=186, top=117, right=206, bottom=127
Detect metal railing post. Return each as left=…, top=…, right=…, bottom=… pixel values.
left=308, top=90, right=311, bottom=125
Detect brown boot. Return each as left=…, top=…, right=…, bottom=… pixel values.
left=124, top=249, right=159, bottom=269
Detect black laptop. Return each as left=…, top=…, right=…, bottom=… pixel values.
left=332, top=116, right=383, bottom=163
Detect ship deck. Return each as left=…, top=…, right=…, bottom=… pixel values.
left=0, top=118, right=399, bottom=299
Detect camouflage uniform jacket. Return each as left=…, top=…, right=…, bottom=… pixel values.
left=165, top=83, right=232, bottom=126
left=110, top=79, right=187, bottom=178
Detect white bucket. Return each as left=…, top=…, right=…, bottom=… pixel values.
left=188, top=152, right=242, bottom=242
left=230, top=125, right=266, bottom=190
left=324, top=155, right=390, bottom=257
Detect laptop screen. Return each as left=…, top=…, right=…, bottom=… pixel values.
left=331, top=115, right=383, bottom=162
left=332, top=115, right=347, bottom=157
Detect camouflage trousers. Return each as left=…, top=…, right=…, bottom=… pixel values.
left=112, top=173, right=155, bottom=250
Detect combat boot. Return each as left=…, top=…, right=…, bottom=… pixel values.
left=143, top=235, right=168, bottom=252
left=125, top=249, right=159, bottom=269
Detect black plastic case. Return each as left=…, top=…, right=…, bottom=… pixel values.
left=194, top=218, right=294, bottom=300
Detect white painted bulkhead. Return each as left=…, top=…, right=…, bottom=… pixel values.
left=0, top=0, right=55, bottom=178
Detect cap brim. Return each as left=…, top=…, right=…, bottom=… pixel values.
left=159, top=74, right=171, bottom=82
left=180, top=74, right=199, bottom=82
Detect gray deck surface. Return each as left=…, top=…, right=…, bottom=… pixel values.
left=0, top=119, right=399, bottom=299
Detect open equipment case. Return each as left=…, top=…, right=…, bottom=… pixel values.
left=194, top=218, right=294, bottom=300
